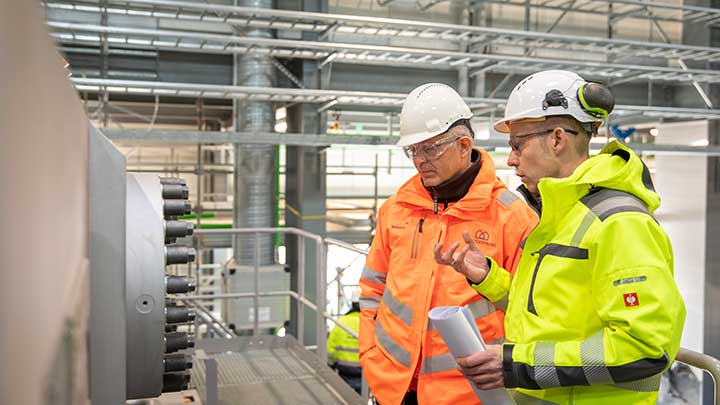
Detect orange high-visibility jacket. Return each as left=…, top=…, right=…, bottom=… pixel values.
left=359, top=149, right=538, bottom=405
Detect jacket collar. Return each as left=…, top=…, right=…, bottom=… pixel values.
left=423, top=149, right=481, bottom=208
left=535, top=141, right=660, bottom=229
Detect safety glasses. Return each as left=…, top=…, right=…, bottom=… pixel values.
left=403, top=136, right=462, bottom=160
left=508, top=128, right=578, bottom=154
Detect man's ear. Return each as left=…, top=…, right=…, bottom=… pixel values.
left=550, top=127, right=568, bottom=155
left=458, top=136, right=473, bottom=156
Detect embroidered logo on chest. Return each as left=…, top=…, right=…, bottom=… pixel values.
left=473, top=228, right=496, bottom=247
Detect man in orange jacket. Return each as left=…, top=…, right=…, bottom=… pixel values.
left=359, top=83, right=538, bottom=405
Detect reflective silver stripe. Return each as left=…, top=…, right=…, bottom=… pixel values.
left=361, top=265, right=387, bottom=285
left=359, top=295, right=380, bottom=310
left=381, top=288, right=414, bottom=326
left=612, top=374, right=662, bottom=392
left=337, top=346, right=359, bottom=353
left=375, top=319, right=411, bottom=368
left=427, top=300, right=495, bottom=331
left=580, top=331, right=614, bottom=385
left=495, top=295, right=509, bottom=312
left=421, top=353, right=457, bottom=375
left=519, top=238, right=527, bottom=249
left=581, top=189, right=650, bottom=221
left=467, top=299, right=496, bottom=319
left=510, top=390, right=562, bottom=405
left=570, top=210, right=596, bottom=247
left=541, top=244, right=588, bottom=260
left=336, top=360, right=360, bottom=368
left=534, top=342, right=561, bottom=389
left=498, top=190, right=520, bottom=207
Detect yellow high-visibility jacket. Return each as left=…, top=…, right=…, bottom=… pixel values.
left=327, top=311, right=361, bottom=369
left=473, top=141, right=686, bottom=404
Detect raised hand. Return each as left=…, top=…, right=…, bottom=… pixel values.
left=434, top=230, right=490, bottom=284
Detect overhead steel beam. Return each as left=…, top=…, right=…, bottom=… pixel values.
left=45, top=0, right=720, bottom=63
left=70, top=78, right=720, bottom=121
left=101, top=128, right=720, bottom=156
left=48, top=22, right=720, bottom=84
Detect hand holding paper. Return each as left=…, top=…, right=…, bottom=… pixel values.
left=428, top=306, right=514, bottom=404
left=456, top=345, right=505, bottom=390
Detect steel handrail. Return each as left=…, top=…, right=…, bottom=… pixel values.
left=676, top=347, right=720, bottom=404
left=193, top=227, right=363, bottom=362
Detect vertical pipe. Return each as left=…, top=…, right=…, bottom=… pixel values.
left=233, top=0, right=276, bottom=267
left=297, top=235, right=305, bottom=345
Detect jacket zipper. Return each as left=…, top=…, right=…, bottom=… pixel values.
left=526, top=249, right=545, bottom=316
left=411, top=218, right=424, bottom=259
left=527, top=245, right=589, bottom=316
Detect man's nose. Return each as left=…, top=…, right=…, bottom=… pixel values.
left=506, top=151, right=519, bottom=167
left=413, top=153, right=429, bottom=163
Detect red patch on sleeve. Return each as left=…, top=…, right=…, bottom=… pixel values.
left=623, top=292, right=639, bottom=307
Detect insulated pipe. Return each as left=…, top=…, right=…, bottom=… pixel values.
left=233, top=0, right=277, bottom=267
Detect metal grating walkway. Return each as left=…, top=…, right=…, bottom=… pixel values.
left=190, top=336, right=363, bottom=405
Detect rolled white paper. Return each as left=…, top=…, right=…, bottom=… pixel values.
left=428, top=305, right=515, bottom=405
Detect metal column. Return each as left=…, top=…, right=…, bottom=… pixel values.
left=286, top=0, right=328, bottom=348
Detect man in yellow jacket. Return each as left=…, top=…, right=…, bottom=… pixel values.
left=359, top=83, right=538, bottom=405
left=327, top=290, right=362, bottom=394
left=436, top=70, right=686, bottom=404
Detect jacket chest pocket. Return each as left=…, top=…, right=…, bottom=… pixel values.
left=388, top=217, right=426, bottom=269
left=527, top=244, right=589, bottom=316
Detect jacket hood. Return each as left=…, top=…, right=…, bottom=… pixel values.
left=395, top=148, right=502, bottom=215
left=539, top=140, right=660, bottom=213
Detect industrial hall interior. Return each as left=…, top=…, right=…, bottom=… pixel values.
left=6, top=0, right=720, bottom=403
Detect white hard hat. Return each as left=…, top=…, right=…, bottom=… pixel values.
left=398, top=83, right=473, bottom=146
left=494, top=70, right=614, bottom=134
left=350, top=289, right=360, bottom=304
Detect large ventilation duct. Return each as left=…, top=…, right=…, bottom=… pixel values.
left=233, top=0, right=277, bottom=266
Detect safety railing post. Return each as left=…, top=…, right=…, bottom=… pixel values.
left=316, top=239, right=327, bottom=362
left=253, top=232, right=260, bottom=336
left=297, top=235, right=305, bottom=346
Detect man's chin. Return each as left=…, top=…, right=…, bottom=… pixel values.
left=421, top=175, right=440, bottom=187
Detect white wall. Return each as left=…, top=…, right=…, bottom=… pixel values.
left=0, top=1, right=90, bottom=403
left=654, top=120, right=708, bottom=354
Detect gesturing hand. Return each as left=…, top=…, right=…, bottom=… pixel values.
left=434, top=230, right=490, bottom=284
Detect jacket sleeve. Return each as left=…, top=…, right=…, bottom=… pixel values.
left=502, top=213, right=686, bottom=389
left=470, top=198, right=537, bottom=305
left=327, top=326, right=339, bottom=365
left=358, top=202, right=391, bottom=366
